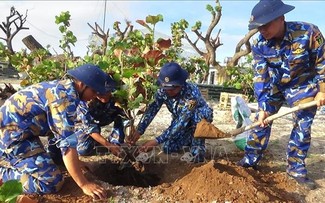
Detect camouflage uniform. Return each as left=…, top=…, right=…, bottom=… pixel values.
left=75, top=99, right=126, bottom=155
left=137, top=82, right=213, bottom=160
left=242, top=22, right=325, bottom=177
left=0, top=79, right=80, bottom=194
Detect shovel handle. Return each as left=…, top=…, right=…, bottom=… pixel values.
left=230, top=100, right=318, bottom=136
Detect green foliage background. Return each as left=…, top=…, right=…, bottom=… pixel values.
left=0, top=9, right=254, bottom=123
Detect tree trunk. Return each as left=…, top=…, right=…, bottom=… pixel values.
left=22, top=35, right=51, bottom=55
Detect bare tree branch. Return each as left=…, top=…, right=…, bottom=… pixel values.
left=88, top=22, right=110, bottom=54
left=88, top=19, right=133, bottom=55
left=227, top=29, right=258, bottom=67
left=183, top=32, right=204, bottom=56
left=181, top=0, right=223, bottom=82
left=0, top=7, right=29, bottom=54
left=113, top=20, right=132, bottom=41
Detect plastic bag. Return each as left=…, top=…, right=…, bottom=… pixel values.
left=230, top=96, right=252, bottom=150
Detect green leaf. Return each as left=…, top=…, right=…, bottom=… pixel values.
left=128, top=94, right=144, bottom=109
left=146, top=14, right=163, bottom=25
left=206, top=4, right=213, bottom=12
left=112, top=73, right=121, bottom=81
left=234, top=83, right=242, bottom=89
left=55, top=11, right=71, bottom=23
left=114, top=89, right=128, bottom=97
left=59, top=25, right=66, bottom=33
left=0, top=180, right=23, bottom=203
left=216, top=5, right=222, bottom=12
left=122, top=69, right=137, bottom=78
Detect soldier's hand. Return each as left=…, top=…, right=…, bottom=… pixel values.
left=139, top=139, right=158, bottom=153
left=258, top=110, right=270, bottom=127
left=106, top=143, right=121, bottom=157
left=127, top=130, right=141, bottom=145
left=314, top=92, right=325, bottom=107
left=81, top=182, right=107, bottom=200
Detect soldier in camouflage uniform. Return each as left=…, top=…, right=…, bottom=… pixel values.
left=0, top=64, right=111, bottom=199
left=47, top=75, right=125, bottom=160
left=237, top=0, right=325, bottom=190
left=129, top=62, right=213, bottom=163
left=75, top=90, right=126, bottom=156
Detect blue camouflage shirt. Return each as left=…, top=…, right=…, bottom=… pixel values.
left=137, top=82, right=213, bottom=144
left=0, top=79, right=80, bottom=156
left=75, top=99, right=125, bottom=138
left=252, top=21, right=325, bottom=112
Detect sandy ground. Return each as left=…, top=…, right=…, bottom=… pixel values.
left=1, top=76, right=325, bottom=202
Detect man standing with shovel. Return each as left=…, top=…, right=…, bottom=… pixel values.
left=237, top=0, right=325, bottom=190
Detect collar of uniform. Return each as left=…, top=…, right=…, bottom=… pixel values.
left=283, top=22, right=293, bottom=43
left=60, top=78, right=80, bottom=101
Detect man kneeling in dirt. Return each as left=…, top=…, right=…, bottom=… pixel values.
left=128, top=62, right=213, bottom=163
left=76, top=89, right=125, bottom=156
left=47, top=74, right=124, bottom=160
left=0, top=64, right=109, bottom=199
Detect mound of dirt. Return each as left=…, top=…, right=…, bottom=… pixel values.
left=156, top=160, right=301, bottom=202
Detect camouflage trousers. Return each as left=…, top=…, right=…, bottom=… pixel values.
left=162, top=108, right=213, bottom=162
left=162, top=127, right=205, bottom=154
left=0, top=137, right=64, bottom=194
left=76, top=127, right=125, bottom=156
left=241, top=85, right=318, bottom=177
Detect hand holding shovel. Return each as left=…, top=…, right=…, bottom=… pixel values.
left=194, top=101, right=318, bottom=139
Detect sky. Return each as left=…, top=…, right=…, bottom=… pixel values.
left=1, top=1, right=324, bottom=64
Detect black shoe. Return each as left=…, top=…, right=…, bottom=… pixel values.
left=288, top=175, right=317, bottom=190
left=237, top=159, right=258, bottom=170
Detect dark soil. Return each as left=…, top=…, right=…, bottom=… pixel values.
left=93, top=161, right=161, bottom=187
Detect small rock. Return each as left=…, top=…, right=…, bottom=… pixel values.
left=133, top=188, right=140, bottom=194
left=161, top=182, right=171, bottom=188
left=155, top=188, right=164, bottom=194
left=256, top=191, right=269, bottom=201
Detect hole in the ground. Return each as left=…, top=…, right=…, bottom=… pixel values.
left=90, top=152, right=201, bottom=188
left=93, top=161, right=162, bottom=187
